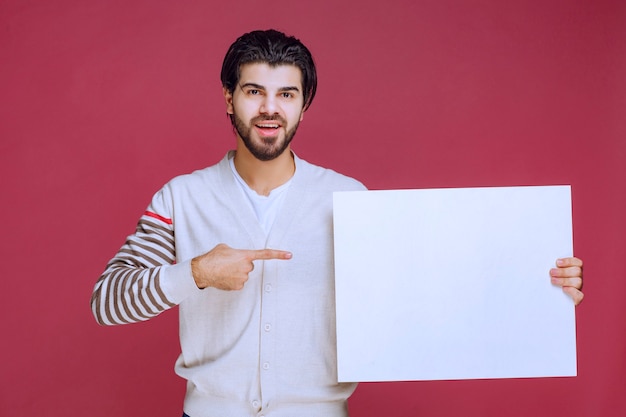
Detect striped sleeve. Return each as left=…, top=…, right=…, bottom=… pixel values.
left=91, top=209, right=177, bottom=326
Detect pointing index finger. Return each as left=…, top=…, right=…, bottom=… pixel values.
left=249, top=248, right=293, bottom=261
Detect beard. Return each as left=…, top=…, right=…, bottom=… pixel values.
left=234, top=113, right=300, bottom=161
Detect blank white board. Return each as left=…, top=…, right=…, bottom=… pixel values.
left=333, top=186, right=576, bottom=382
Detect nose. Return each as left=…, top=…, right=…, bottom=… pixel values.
left=259, top=95, right=279, bottom=115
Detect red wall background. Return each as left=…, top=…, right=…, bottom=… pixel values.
left=1, top=0, right=624, bottom=415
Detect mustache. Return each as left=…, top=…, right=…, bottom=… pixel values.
left=251, top=115, right=287, bottom=125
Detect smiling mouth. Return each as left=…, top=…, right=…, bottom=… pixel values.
left=254, top=119, right=283, bottom=138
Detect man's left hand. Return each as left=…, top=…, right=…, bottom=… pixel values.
left=550, top=257, right=584, bottom=305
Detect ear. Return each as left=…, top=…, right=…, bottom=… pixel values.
left=223, top=87, right=234, bottom=114
left=299, top=103, right=306, bottom=122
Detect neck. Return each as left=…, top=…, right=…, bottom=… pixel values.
left=233, top=141, right=295, bottom=196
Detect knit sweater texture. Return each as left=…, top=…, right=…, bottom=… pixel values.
left=91, top=152, right=366, bottom=417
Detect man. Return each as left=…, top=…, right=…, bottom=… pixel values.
left=91, top=29, right=584, bottom=417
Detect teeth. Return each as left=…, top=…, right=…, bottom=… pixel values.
left=257, top=123, right=279, bottom=128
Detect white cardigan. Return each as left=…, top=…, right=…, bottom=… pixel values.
left=92, top=152, right=366, bottom=417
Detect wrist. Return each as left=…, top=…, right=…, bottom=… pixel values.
left=191, top=256, right=208, bottom=289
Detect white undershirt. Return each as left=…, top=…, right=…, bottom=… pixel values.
left=229, top=156, right=293, bottom=235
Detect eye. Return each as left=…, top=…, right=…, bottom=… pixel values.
left=248, top=89, right=260, bottom=95
left=281, top=92, right=293, bottom=99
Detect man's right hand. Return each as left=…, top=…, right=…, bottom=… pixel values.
left=191, top=243, right=292, bottom=290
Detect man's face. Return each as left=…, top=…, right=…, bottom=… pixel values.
left=224, top=63, right=305, bottom=161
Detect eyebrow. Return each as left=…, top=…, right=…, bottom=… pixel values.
left=239, top=83, right=301, bottom=93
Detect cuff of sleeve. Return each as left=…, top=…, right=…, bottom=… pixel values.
left=160, top=260, right=203, bottom=304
